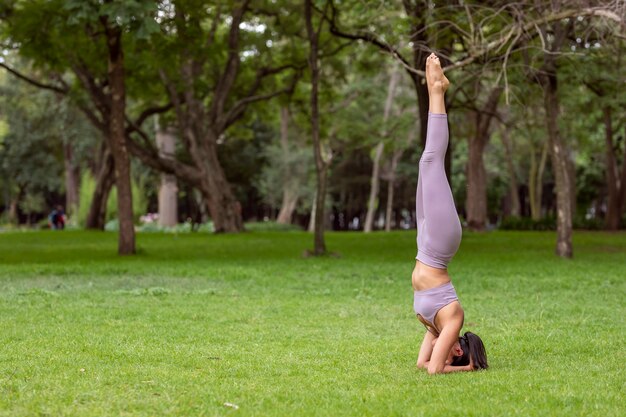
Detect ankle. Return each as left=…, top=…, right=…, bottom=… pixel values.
left=429, top=98, right=446, bottom=114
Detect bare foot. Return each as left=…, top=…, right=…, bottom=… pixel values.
left=425, top=53, right=449, bottom=95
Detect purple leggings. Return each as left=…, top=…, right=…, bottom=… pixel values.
left=415, top=113, right=462, bottom=269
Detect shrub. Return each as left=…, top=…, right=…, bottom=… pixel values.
left=500, top=215, right=609, bottom=231
left=135, top=221, right=214, bottom=234
left=499, top=216, right=556, bottom=231
left=573, top=215, right=604, bottom=230
left=244, top=221, right=303, bottom=232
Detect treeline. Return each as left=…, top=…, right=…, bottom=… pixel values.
left=0, top=0, right=624, bottom=257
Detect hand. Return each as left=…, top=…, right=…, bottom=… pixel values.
left=468, top=354, right=475, bottom=371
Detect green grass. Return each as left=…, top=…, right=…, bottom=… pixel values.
left=0, top=230, right=624, bottom=416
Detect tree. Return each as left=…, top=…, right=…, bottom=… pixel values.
left=457, top=82, right=503, bottom=231
left=1, top=0, right=163, bottom=253
left=116, top=0, right=304, bottom=233
left=0, top=76, right=65, bottom=223
left=581, top=41, right=626, bottom=230
left=304, top=0, right=331, bottom=254
left=364, top=67, right=400, bottom=232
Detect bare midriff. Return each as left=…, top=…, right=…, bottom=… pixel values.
left=411, top=260, right=451, bottom=291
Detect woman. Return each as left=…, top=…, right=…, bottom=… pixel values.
left=412, top=53, right=488, bottom=374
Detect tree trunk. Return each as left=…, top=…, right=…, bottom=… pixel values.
left=85, top=147, right=115, bottom=230
left=276, top=106, right=298, bottom=224
left=308, top=189, right=317, bottom=233
left=543, top=65, right=573, bottom=258
left=364, top=142, right=384, bottom=232
left=603, top=106, right=622, bottom=230
left=156, top=127, right=178, bottom=227
left=500, top=125, right=520, bottom=217
left=364, top=68, right=399, bottom=232
left=277, top=192, right=298, bottom=224
left=8, top=199, right=18, bottom=223
left=63, top=142, right=80, bottom=217
left=529, top=140, right=549, bottom=221
left=529, top=147, right=538, bottom=219
left=305, top=0, right=328, bottom=255
left=7, top=186, right=23, bottom=224
left=105, top=24, right=135, bottom=255
left=568, top=151, right=576, bottom=220
left=465, top=86, right=503, bottom=231
left=620, top=124, right=626, bottom=224
left=197, top=139, right=243, bottom=233
left=384, top=148, right=404, bottom=231
left=403, top=2, right=429, bottom=148
left=466, top=137, right=487, bottom=230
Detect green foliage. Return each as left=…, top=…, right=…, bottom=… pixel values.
left=0, top=119, right=8, bottom=139
left=0, top=72, right=65, bottom=203
left=573, top=215, right=605, bottom=231
left=498, top=215, right=604, bottom=231
left=244, top=221, right=303, bottom=232
left=2, top=0, right=625, bottom=232
left=499, top=216, right=557, bottom=231
left=137, top=221, right=215, bottom=233
left=254, top=123, right=315, bottom=212
left=64, top=0, right=159, bottom=39
left=18, top=193, right=46, bottom=217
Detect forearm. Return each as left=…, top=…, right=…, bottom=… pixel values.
left=422, top=361, right=472, bottom=374
left=416, top=331, right=437, bottom=368
left=442, top=364, right=472, bottom=373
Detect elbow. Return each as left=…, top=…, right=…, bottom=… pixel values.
left=427, top=364, right=445, bottom=375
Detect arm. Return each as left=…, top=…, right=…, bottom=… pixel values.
left=420, top=355, right=473, bottom=373
left=416, top=328, right=437, bottom=369
left=436, top=363, right=473, bottom=373
left=427, top=316, right=464, bottom=375
left=434, top=354, right=475, bottom=373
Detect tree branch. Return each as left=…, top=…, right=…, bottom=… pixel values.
left=327, top=3, right=624, bottom=77
left=125, top=133, right=202, bottom=185
left=0, top=63, right=69, bottom=94
left=223, top=69, right=302, bottom=128
left=208, top=0, right=251, bottom=122
left=133, top=102, right=174, bottom=128
left=326, top=0, right=420, bottom=77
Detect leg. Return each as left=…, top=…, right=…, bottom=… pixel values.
left=416, top=54, right=462, bottom=269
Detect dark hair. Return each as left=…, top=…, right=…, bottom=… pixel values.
left=450, top=332, right=488, bottom=370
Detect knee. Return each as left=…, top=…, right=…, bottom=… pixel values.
left=419, top=155, right=434, bottom=165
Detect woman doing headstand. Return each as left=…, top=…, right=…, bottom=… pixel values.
left=413, top=53, right=488, bottom=374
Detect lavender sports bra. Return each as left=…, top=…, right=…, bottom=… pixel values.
left=413, top=281, right=459, bottom=331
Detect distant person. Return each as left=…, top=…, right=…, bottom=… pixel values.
left=412, top=53, right=488, bottom=374
left=48, top=205, right=65, bottom=230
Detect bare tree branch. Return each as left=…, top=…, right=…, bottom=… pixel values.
left=326, top=2, right=624, bottom=78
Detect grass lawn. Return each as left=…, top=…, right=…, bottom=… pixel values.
left=0, top=230, right=624, bottom=416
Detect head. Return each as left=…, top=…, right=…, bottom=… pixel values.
left=449, top=332, right=488, bottom=370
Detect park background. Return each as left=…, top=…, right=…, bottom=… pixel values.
left=0, top=1, right=625, bottom=416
